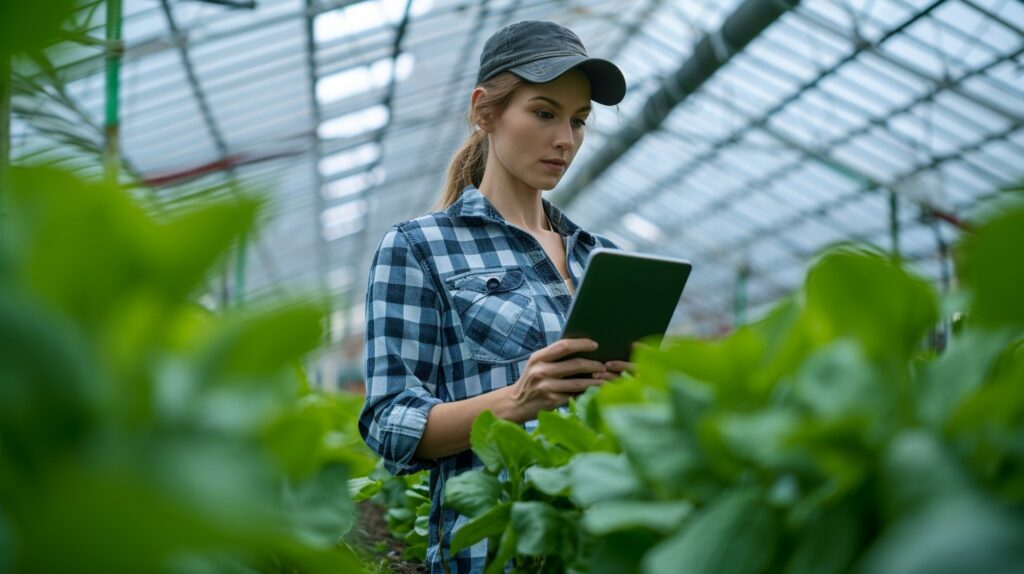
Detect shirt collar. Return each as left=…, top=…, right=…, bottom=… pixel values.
left=445, top=184, right=597, bottom=247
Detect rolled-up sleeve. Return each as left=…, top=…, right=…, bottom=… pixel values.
left=360, top=226, right=444, bottom=475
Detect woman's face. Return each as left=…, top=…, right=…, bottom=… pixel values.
left=487, top=69, right=592, bottom=191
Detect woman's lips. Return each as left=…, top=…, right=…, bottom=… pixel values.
left=541, top=160, right=565, bottom=172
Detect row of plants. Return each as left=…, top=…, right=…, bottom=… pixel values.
left=443, top=195, right=1024, bottom=574
left=352, top=466, right=431, bottom=564
left=6, top=169, right=1017, bottom=573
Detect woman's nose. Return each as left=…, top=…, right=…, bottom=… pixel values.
left=553, top=120, right=576, bottom=151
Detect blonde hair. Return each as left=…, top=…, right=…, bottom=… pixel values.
left=435, top=72, right=525, bottom=210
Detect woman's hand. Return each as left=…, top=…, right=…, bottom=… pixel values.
left=503, top=338, right=608, bottom=422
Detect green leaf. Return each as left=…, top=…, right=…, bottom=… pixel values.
left=526, top=465, right=573, bottom=497
left=716, top=409, right=801, bottom=470
left=667, top=374, right=714, bottom=430
left=960, top=204, right=1024, bottom=326
left=583, top=530, right=661, bottom=574
left=638, top=297, right=815, bottom=409
left=484, top=523, right=517, bottom=574
left=13, top=467, right=248, bottom=574
left=784, top=417, right=872, bottom=515
left=603, top=404, right=696, bottom=493
left=638, top=328, right=767, bottom=406
left=582, top=500, right=692, bottom=536
left=386, top=507, right=415, bottom=536
left=348, top=478, right=381, bottom=502
left=594, top=376, right=650, bottom=410
left=444, top=470, right=503, bottom=518
left=281, top=464, right=356, bottom=545
left=642, top=487, right=779, bottom=574
left=0, top=288, right=100, bottom=465
left=0, top=0, right=76, bottom=58
left=470, top=410, right=549, bottom=479
left=792, top=340, right=888, bottom=417
left=451, top=502, right=511, bottom=555
left=0, top=508, right=13, bottom=574
left=272, top=541, right=367, bottom=574
left=881, top=431, right=973, bottom=519
left=403, top=540, right=427, bottom=562
left=264, top=406, right=328, bottom=479
left=510, top=501, right=568, bottom=557
left=917, top=329, right=1018, bottom=426
left=948, top=352, right=1024, bottom=487
left=195, top=303, right=326, bottom=383
left=783, top=498, right=862, bottom=574
left=568, top=453, right=643, bottom=507
left=471, top=411, right=505, bottom=472
left=859, top=495, right=1024, bottom=574
left=413, top=504, right=430, bottom=537
left=151, top=199, right=262, bottom=305
left=804, top=246, right=937, bottom=362
left=537, top=410, right=613, bottom=454
left=8, top=167, right=260, bottom=329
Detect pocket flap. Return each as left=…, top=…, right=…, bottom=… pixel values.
left=446, top=267, right=527, bottom=294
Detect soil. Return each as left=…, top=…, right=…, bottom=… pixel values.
left=347, top=501, right=428, bottom=574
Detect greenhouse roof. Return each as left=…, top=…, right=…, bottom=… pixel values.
left=11, top=0, right=1024, bottom=342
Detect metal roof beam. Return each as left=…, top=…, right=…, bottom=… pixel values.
left=550, top=0, right=801, bottom=208
left=573, top=0, right=949, bottom=229
left=795, top=2, right=1023, bottom=125
left=304, top=0, right=330, bottom=297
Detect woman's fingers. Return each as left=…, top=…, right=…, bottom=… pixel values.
left=531, top=338, right=599, bottom=364
left=546, top=356, right=607, bottom=379
left=547, top=377, right=605, bottom=395
left=604, top=360, right=635, bottom=374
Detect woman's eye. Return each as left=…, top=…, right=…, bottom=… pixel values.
left=572, top=118, right=587, bottom=128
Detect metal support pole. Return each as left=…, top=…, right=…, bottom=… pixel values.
left=889, top=190, right=901, bottom=259
left=551, top=0, right=800, bottom=208
left=104, top=0, right=124, bottom=184
left=303, top=0, right=330, bottom=301
left=733, top=262, right=750, bottom=328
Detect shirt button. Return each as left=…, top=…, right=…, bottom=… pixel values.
left=486, top=277, right=501, bottom=290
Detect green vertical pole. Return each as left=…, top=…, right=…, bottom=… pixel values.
left=104, top=0, right=123, bottom=183
left=733, top=263, right=750, bottom=328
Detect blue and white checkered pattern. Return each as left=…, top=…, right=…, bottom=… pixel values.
left=360, top=184, right=619, bottom=573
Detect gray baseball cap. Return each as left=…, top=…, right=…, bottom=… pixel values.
left=476, top=20, right=626, bottom=106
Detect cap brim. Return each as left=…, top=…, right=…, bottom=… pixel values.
left=511, top=55, right=626, bottom=106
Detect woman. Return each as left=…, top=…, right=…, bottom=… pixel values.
left=360, top=20, right=631, bottom=573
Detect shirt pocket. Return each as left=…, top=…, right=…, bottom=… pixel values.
left=444, top=266, right=545, bottom=363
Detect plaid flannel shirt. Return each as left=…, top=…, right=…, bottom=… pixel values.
left=360, top=184, right=619, bottom=573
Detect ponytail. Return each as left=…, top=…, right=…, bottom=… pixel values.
left=435, top=72, right=525, bottom=211
left=436, top=128, right=488, bottom=211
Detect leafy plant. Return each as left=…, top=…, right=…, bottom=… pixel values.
left=445, top=200, right=1024, bottom=573
left=0, top=166, right=368, bottom=573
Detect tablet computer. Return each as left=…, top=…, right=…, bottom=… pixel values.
left=560, top=248, right=692, bottom=363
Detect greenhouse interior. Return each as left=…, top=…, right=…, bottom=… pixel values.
left=2, top=0, right=1023, bottom=572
